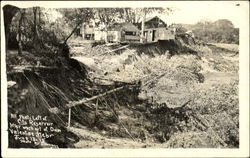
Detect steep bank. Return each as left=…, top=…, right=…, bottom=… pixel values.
left=7, top=38, right=239, bottom=148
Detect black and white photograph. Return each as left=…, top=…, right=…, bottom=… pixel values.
left=1, top=0, right=249, bottom=157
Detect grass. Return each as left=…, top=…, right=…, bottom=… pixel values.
left=209, top=43, right=239, bottom=52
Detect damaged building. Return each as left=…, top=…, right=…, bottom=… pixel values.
left=138, top=16, right=176, bottom=42
left=76, top=16, right=175, bottom=44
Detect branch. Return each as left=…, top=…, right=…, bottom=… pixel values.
left=63, top=17, right=85, bottom=44
left=66, top=86, right=125, bottom=108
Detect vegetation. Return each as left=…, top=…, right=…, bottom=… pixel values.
left=179, top=19, right=239, bottom=44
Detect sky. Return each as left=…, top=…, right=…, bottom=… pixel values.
left=3, top=1, right=246, bottom=28
left=157, top=1, right=243, bottom=28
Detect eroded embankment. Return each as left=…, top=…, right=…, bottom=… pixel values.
left=7, top=39, right=239, bottom=148
left=69, top=40, right=239, bottom=148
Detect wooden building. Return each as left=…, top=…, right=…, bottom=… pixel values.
left=76, top=16, right=175, bottom=44
left=81, top=23, right=95, bottom=40
left=108, top=23, right=140, bottom=43
left=95, top=23, right=140, bottom=43
left=75, top=21, right=95, bottom=40
left=138, top=16, right=175, bottom=42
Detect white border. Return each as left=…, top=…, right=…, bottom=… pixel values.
left=1, top=1, right=249, bottom=157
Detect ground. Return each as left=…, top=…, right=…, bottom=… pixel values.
left=66, top=42, right=239, bottom=148
left=7, top=40, right=239, bottom=148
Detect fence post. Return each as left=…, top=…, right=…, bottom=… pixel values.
left=68, top=108, right=71, bottom=127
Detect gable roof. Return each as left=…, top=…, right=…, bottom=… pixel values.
left=145, top=16, right=166, bottom=25
left=107, top=23, right=140, bottom=32
left=137, top=16, right=167, bottom=29
left=145, top=16, right=159, bottom=22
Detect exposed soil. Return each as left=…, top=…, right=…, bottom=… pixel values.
left=66, top=42, right=239, bottom=148
left=7, top=39, right=239, bottom=148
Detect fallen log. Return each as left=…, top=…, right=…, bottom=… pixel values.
left=66, top=86, right=125, bottom=108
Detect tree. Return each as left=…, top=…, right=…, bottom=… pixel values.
left=94, top=8, right=121, bottom=42
left=59, top=8, right=94, bottom=43
left=32, top=7, right=44, bottom=49
left=3, top=5, right=20, bottom=51
left=191, top=19, right=238, bottom=44
left=18, top=9, right=25, bottom=55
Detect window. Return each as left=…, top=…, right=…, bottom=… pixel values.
left=85, top=34, right=94, bottom=40
left=125, top=31, right=136, bottom=36
left=76, top=28, right=81, bottom=36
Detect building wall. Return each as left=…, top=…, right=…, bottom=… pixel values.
left=84, top=27, right=94, bottom=35
left=107, top=31, right=121, bottom=42
left=94, top=30, right=107, bottom=41
left=124, top=35, right=140, bottom=42
left=95, top=30, right=139, bottom=43
left=157, top=28, right=175, bottom=40
left=144, top=30, right=153, bottom=42
left=80, top=24, right=95, bottom=40
left=144, top=28, right=175, bottom=42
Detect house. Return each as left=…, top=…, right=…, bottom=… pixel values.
left=138, top=16, right=175, bottom=42
left=80, top=22, right=95, bottom=40
left=77, top=22, right=140, bottom=43
left=107, top=23, right=140, bottom=43
left=81, top=24, right=95, bottom=40
left=95, top=23, right=140, bottom=43
left=75, top=21, right=95, bottom=40
left=76, top=16, right=175, bottom=44
left=94, top=30, right=107, bottom=42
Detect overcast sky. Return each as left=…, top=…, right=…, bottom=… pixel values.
left=3, top=1, right=246, bottom=28
left=157, top=1, right=243, bottom=28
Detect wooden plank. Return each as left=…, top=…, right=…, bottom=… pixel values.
left=68, top=108, right=71, bottom=127
left=66, top=86, right=125, bottom=108
left=99, top=45, right=129, bottom=56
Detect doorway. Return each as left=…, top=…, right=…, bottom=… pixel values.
left=152, top=30, right=156, bottom=41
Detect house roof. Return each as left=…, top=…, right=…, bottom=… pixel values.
left=136, top=16, right=167, bottom=29
left=139, top=16, right=166, bottom=23
left=145, top=16, right=159, bottom=22
left=107, top=23, right=140, bottom=32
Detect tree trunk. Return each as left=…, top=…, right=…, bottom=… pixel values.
left=33, top=7, right=38, bottom=42
left=140, top=8, right=146, bottom=43
left=124, top=8, right=129, bottom=22
left=3, top=5, right=19, bottom=52
left=32, top=7, right=44, bottom=50
left=38, top=8, right=41, bottom=24
left=18, top=9, right=25, bottom=55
